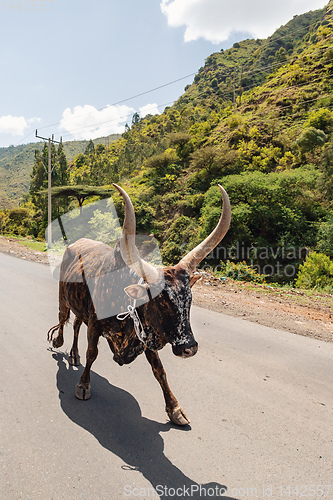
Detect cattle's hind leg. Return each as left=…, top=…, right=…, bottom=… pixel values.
left=145, top=349, right=190, bottom=426
left=69, top=317, right=82, bottom=366
left=47, top=301, right=70, bottom=349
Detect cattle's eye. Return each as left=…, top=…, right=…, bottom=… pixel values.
left=124, top=284, right=149, bottom=300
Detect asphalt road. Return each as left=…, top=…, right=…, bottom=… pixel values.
left=0, top=253, right=332, bottom=500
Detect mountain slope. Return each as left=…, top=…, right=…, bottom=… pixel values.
left=0, top=134, right=121, bottom=208
left=77, top=1, right=331, bottom=277
left=1, top=2, right=332, bottom=284
left=179, top=6, right=325, bottom=109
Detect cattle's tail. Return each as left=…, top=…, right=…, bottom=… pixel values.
left=47, top=324, right=62, bottom=343
left=47, top=300, right=70, bottom=343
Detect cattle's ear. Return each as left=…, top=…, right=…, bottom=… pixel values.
left=124, top=284, right=148, bottom=300
left=190, top=274, right=201, bottom=287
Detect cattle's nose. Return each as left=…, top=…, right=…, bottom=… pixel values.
left=172, top=342, right=198, bottom=358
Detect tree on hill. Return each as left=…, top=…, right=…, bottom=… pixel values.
left=296, top=127, right=328, bottom=160
left=30, top=143, right=55, bottom=202
left=30, top=142, right=69, bottom=201
left=318, top=140, right=333, bottom=201
left=39, top=185, right=113, bottom=215
left=84, top=139, right=95, bottom=156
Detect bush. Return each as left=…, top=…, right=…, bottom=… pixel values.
left=1, top=208, right=32, bottom=237
left=305, top=109, right=333, bottom=134
left=161, top=215, right=198, bottom=265
left=215, top=260, right=267, bottom=284
left=296, top=127, right=328, bottom=155
left=197, top=166, right=322, bottom=252
left=295, top=252, right=333, bottom=293
left=316, top=214, right=333, bottom=258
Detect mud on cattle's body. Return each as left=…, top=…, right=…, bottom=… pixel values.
left=59, top=238, right=196, bottom=364
left=59, top=238, right=146, bottom=365
left=48, top=183, right=231, bottom=425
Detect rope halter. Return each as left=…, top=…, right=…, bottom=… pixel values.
left=116, top=278, right=147, bottom=345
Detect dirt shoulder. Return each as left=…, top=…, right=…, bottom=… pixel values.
left=0, top=236, right=49, bottom=264
left=1, top=236, right=332, bottom=342
left=192, top=273, right=333, bottom=343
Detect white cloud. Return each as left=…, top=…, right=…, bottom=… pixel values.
left=27, top=117, right=42, bottom=125
left=160, top=0, right=328, bottom=43
left=0, top=115, right=28, bottom=136
left=59, top=104, right=136, bottom=140
left=139, top=103, right=160, bottom=117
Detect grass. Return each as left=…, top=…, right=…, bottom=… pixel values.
left=209, top=262, right=332, bottom=309
left=1, top=234, right=47, bottom=252
left=231, top=279, right=333, bottom=309
left=17, top=239, right=47, bottom=252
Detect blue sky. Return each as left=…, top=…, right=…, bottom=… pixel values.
left=0, top=0, right=328, bottom=147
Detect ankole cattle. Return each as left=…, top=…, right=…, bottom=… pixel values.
left=48, top=184, right=231, bottom=425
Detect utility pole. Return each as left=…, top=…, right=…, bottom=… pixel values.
left=35, top=130, right=62, bottom=248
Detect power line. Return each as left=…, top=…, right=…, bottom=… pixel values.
left=13, top=130, right=36, bottom=147
left=12, top=12, right=330, bottom=146
left=243, top=76, right=325, bottom=100
left=242, top=43, right=331, bottom=77
left=59, top=100, right=176, bottom=141
left=99, top=73, right=197, bottom=108
left=244, top=14, right=326, bottom=57
left=60, top=43, right=331, bottom=140
left=29, top=17, right=329, bottom=138
left=268, top=93, right=332, bottom=111
left=61, top=77, right=332, bottom=142
left=37, top=73, right=196, bottom=133
left=44, top=52, right=333, bottom=142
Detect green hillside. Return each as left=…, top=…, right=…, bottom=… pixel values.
left=87, top=2, right=332, bottom=270
left=1, top=1, right=333, bottom=288
left=0, top=134, right=121, bottom=208
left=180, top=7, right=325, bottom=107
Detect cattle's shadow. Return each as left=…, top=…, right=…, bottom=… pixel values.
left=52, top=352, right=238, bottom=500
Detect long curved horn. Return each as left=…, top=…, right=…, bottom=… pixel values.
left=179, top=185, right=231, bottom=272
left=113, top=184, right=161, bottom=284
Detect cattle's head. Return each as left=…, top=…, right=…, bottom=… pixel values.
left=124, top=265, right=198, bottom=357
left=114, top=183, right=231, bottom=358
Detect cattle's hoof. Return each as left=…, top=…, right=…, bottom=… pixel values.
left=75, top=383, right=91, bottom=400
left=52, top=336, right=64, bottom=348
left=167, top=405, right=190, bottom=426
left=69, top=354, right=80, bottom=366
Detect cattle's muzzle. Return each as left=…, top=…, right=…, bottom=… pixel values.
left=172, top=341, right=198, bottom=358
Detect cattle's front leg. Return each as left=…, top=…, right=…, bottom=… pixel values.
left=75, top=323, right=99, bottom=401
left=145, top=349, right=190, bottom=426
left=69, top=316, right=83, bottom=366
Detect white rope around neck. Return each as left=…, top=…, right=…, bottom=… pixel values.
left=116, top=278, right=147, bottom=345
